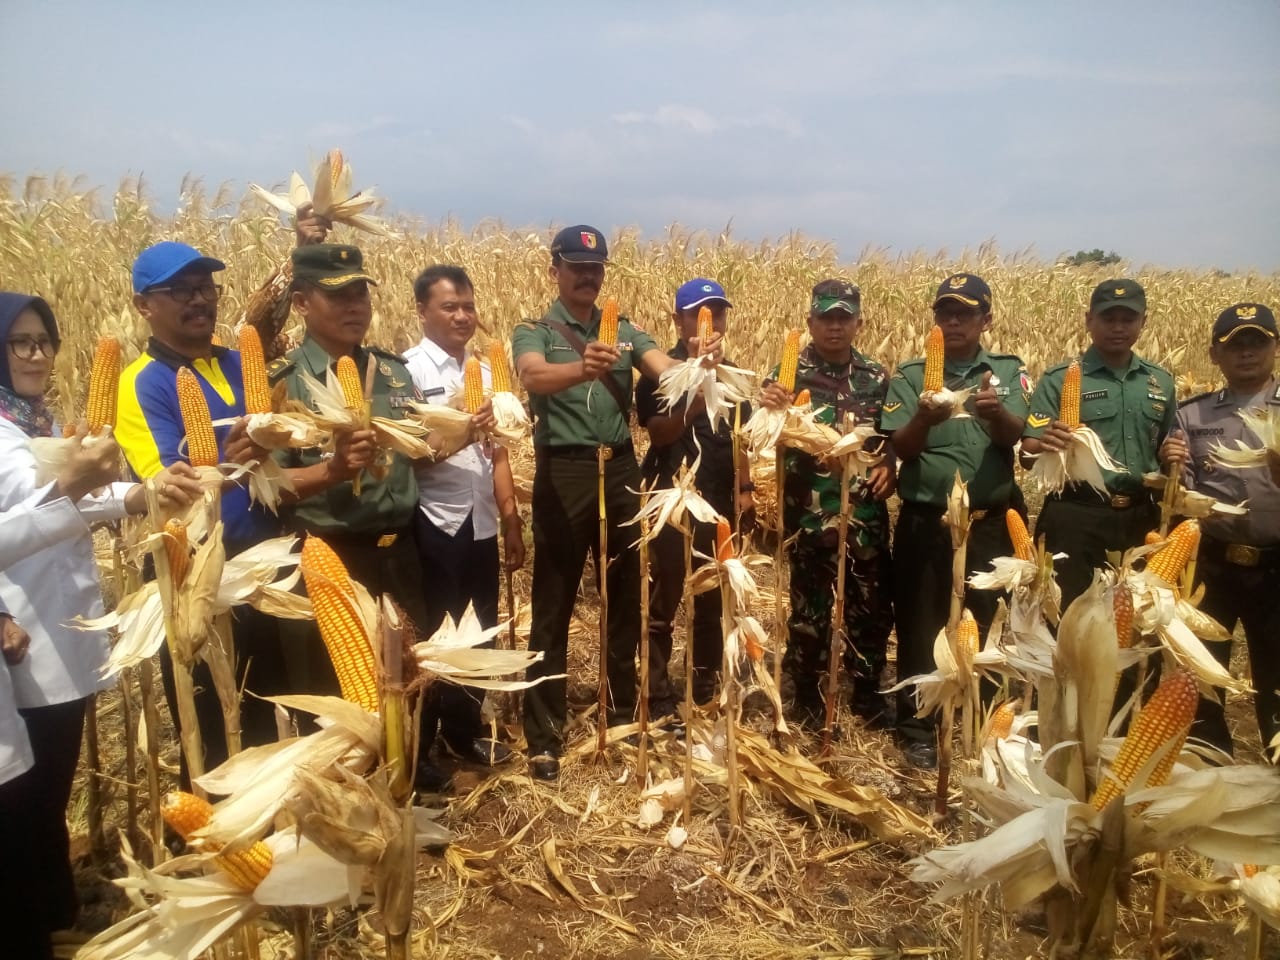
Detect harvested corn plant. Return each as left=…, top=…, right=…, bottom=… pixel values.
left=1029, top=360, right=1126, bottom=495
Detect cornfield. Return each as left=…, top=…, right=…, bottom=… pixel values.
left=3, top=173, right=1278, bottom=424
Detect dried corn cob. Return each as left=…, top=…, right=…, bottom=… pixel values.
left=176, top=367, right=219, bottom=467
left=956, top=610, right=979, bottom=659
left=1006, top=509, right=1034, bottom=562
left=1059, top=360, right=1082, bottom=429
left=793, top=389, right=811, bottom=406
left=237, top=326, right=272, bottom=415
left=777, top=330, right=801, bottom=392
left=597, top=298, right=619, bottom=347
left=462, top=356, right=485, bottom=414
left=164, top=518, right=190, bottom=588
left=1146, top=519, right=1199, bottom=585
left=86, top=335, right=120, bottom=433
left=300, top=537, right=379, bottom=713
left=336, top=355, right=364, bottom=409
left=697, top=305, right=714, bottom=345
left=488, top=341, right=512, bottom=393
left=923, top=326, right=945, bottom=393
left=1243, top=864, right=1260, bottom=878
left=1113, top=581, right=1134, bottom=649
left=1090, top=670, right=1198, bottom=810
left=161, top=791, right=274, bottom=891
left=715, top=518, right=734, bottom=563
left=987, top=701, right=1016, bottom=742
left=327, top=148, right=344, bottom=189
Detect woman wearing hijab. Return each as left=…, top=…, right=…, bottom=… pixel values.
left=0, top=291, right=201, bottom=956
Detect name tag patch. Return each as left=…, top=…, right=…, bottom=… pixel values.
left=421, top=386, right=446, bottom=398
left=1189, top=427, right=1225, bottom=437
left=1082, top=389, right=1108, bottom=401
left=389, top=395, right=416, bottom=408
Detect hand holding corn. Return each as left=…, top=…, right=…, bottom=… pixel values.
left=581, top=340, right=620, bottom=381
left=121, top=461, right=204, bottom=515
left=54, top=423, right=124, bottom=501
left=221, top=417, right=271, bottom=467
left=326, top=427, right=377, bottom=482
left=688, top=330, right=724, bottom=365
left=293, top=201, right=333, bottom=246
left=758, top=382, right=794, bottom=411
left=1159, top=429, right=1189, bottom=470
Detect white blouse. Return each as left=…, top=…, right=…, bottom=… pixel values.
left=0, top=419, right=131, bottom=709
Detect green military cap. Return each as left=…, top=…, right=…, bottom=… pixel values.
left=1090, top=279, right=1145, bottom=314
left=292, top=243, right=378, bottom=289
left=811, top=278, right=861, bottom=316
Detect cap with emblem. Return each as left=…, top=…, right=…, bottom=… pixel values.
left=551, top=225, right=608, bottom=264
left=132, top=241, right=226, bottom=294
left=675, top=278, right=732, bottom=313
left=933, top=273, right=992, bottom=312
left=811, top=278, right=861, bottom=316
left=1089, top=279, right=1146, bottom=315
left=291, top=244, right=377, bottom=289
left=1212, top=302, right=1277, bottom=343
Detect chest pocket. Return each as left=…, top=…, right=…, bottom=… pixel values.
left=1081, top=392, right=1119, bottom=426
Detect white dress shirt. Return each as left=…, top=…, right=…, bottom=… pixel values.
left=0, top=420, right=129, bottom=710
left=403, top=336, right=498, bottom=540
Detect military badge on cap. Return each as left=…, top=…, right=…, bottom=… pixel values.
left=1211, top=301, right=1277, bottom=343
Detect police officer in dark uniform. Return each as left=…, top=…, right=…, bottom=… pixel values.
left=1160, top=303, right=1280, bottom=759
left=881, top=274, right=1031, bottom=768
left=511, top=226, right=722, bottom=781
left=1023, top=280, right=1176, bottom=608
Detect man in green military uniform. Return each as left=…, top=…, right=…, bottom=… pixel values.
left=881, top=274, right=1031, bottom=768
left=512, top=225, right=722, bottom=781
left=758, top=279, right=895, bottom=729
left=1023, top=279, right=1175, bottom=608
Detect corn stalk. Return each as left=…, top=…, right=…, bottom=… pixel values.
left=595, top=445, right=610, bottom=754
left=772, top=442, right=786, bottom=727
left=822, top=442, right=853, bottom=757
left=937, top=474, right=971, bottom=818
left=637, top=487, right=652, bottom=785
left=720, top=562, right=742, bottom=829
left=682, top=528, right=695, bottom=825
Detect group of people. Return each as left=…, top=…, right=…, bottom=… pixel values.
left=0, top=217, right=1276, bottom=956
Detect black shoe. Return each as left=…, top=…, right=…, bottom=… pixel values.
left=529, top=753, right=560, bottom=782
left=901, top=740, right=937, bottom=770
left=413, top=758, right=454, bottom=794
left=649, top=698, right=679, bottom=721
left=851, top=688, right=893, bottom=729
left=452, top=738, right=514, bottom=767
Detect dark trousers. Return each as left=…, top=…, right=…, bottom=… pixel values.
left=0, top=697, right=87, bottom=952
left=1190, top=542, right=1280, bottom=757
left=1035, top=496, right=1159, bottom=609
left=279, top=528, right=429, bottom=702
left=892, top=502, right=1021, bottom=743
left=414, top=510, right=500, bottom=753
left=647, top=518, right=722, bottom=708
left=523, top=450, right=642, bottom=755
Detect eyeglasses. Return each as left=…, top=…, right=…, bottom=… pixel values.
left=147, top=282, right=223, bottom=304
left=6, top=336, right=58, bottom=361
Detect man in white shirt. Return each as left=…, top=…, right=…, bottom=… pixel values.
left=404, top=265, right=525, bottom=788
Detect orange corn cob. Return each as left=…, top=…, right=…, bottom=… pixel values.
left=923, top=326, right=945, bottom=394
left=1146, top=519, right=1199, bottom=585
left=793, top=389, right=811, bottom=407
left=715, top=518, right=734, bottom=563
left=697, top=305, right=714, bottom=346
left=164, top=518, right=190, bottom=588
left=336, top=355, right=364, bottom=409
left=161, top=791, right=274, bottom=891
left=300, top=537, right=379, bottom=713
left=462, top=356, right=485, bottom=414
left=86, top=336, right=121, bottom=433
left=210, top=333, right=225, bottom=347
left=327, top=148, right=344, bottom=189
left=1006, top=509, right=1034, bottom=562
left=176, top=367, right=219, bottom=467
left=1113, top=581, right=1134, bottom=649
left=488, top=341, right=512, bottom=393
left=597, top=298, right=619, bottom=347
left=1090, top=670, right=1198, bottom=810
left=237, top=326, right=272, bottom=415
left=987, top=701, right=1017, bottom=742
left=955, top=610, right=979, bottom=659
left=1144, top=531, right=1164, bottom=546
left=1059, top=360, right=1082, bottom=429
left=777, top=330, right=801, bottom=392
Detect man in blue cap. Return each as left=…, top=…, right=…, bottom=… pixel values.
left=635, top=278, right=754, bottom=715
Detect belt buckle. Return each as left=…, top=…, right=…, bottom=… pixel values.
left=1224, top=543, right=1260, bottom=567
left=376, top=533, right=398, bottom=548
left=598, top=445, right=613, bottom=462
left=1109, top=494, right=1131, bottom=509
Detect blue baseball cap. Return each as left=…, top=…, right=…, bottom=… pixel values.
left=132, top=241, right=226, bottom=294
left=674, top=278, right=732, bottom=313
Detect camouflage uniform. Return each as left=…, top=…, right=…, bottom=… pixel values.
left=777, top=343, right=893, bottom=712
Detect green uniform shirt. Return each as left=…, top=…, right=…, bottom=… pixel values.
left=1023, top=345, right=1175, bottom=495
left=881, top=348, right=1031, bottom=508
left=511, top=299, right=659, bottom=447
left=269, top=333, right=421, bottom=535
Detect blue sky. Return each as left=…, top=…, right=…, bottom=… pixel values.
left=3, top=1, right=1278, bottom=270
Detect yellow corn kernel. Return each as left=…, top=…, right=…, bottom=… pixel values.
left=300, top=537, right=380, bottom=713
left=462, top=356, right=485, bottom=414
left=488, top=341, right=512, bottom=393
left=1113, top=581, right=1134, bottom=649
left=164, top=518, right=190, bottom=588
left=328, top=148, right=344, bottom=190
left=923, top=326, right=945, bottom=394
left=715, top=518, right=734, bottom=563
left=1243, top=864, right=1259, bottom=878
left=86, top=336, right=121, bottom=433
left=1146, top=519, right=1200, bottom=586
left=162, top=791, right=273, bottom=890
left=237, top=326, right=272, bottom=415
left=1006, top=509, right=1034, bottom=562
left=336, top=355, right=364, bottom=409
left=793, top=389, right=811, bottom=407
left=215, top=842, right=274, bottom=891
left=1090, top=670, right=1198, bottom=810
left=161, top=790, right=214, bottom=840
left=597, top=298, right=619, bottom=347
left=955, top=610, right=979, bottom=659
left=176, top=367, right=219, bottom=467
left=987, top=700, right=1017, bottom=742
left=210, top=333, right=225, bottom=347
left=1059, top=360, right=1082, bottom=429
left=777, top=330, right=801, bottom=392
left=697, top=305, right=714, bottom=346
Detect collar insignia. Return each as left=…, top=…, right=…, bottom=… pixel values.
left=378, top=361, right=392, bottom=376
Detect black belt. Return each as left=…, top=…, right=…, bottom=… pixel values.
left=306, top=527, right=413, bottom=549
left=1200, top=536, right=1280, bottom=569
left=539, top=440, right=634, bottom=462
left=1049, top=487, right=1153, bottom=510
left=900, top=500, right=1011, bottom=517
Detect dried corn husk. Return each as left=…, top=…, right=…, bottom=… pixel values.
left=1030, top=425, right=1127, bottom=496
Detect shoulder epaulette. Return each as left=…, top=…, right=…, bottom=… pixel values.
left=896, top=357, right=925, bottom=369
left=514, top=319, right=540, bottom=332
left=266, top=357, right=294, bottom=382
left=369, top=346, right=408, bottom=365
left=1042, top=359, right=1074, bottom=375
left=988, top=352, right=1026, bottom=364
left=1177, top=390, right=1215, bottom=409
